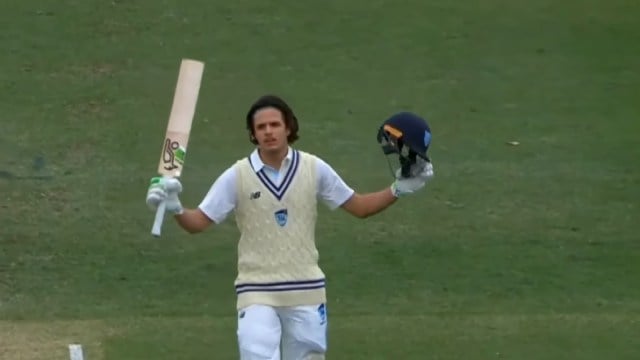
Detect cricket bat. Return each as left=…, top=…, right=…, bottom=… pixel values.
left=151, top=58, right=205, bottom=237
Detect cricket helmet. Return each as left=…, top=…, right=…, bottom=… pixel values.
left=377, top=111, right=432, bottom=177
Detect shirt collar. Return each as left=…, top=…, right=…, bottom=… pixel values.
left=249, top=147, right=294, bottom=172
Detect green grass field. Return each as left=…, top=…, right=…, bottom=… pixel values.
left=1, top=0, right=639, bottom=359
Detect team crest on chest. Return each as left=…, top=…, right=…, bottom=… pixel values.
left=274, top=208, right=288, bottom=227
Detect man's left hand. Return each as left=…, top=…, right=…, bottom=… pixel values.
left=390, top=159, right=434, bottom=197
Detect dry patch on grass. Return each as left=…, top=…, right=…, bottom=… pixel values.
left=0, top=319, right=116, bottom=360
left=46, top=63, right=116, bottom=80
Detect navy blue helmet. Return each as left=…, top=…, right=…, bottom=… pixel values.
left=377, top=112, right=432, bottom=177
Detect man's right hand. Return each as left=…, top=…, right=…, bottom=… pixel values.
left=146, top=176, right=184, bottom=214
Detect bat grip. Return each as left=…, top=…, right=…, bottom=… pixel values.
left=151, top=201, right=167, bottom=237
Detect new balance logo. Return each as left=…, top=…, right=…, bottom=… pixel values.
left=249, top=191, right=261, bottom=200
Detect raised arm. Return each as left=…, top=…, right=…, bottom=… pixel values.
left=315, top=156, right=434, bottom=219
left=174, top=209, right=213, bottom=234
left=146, top=166, right=237, bottom=234
left=340, top=188, right=397, bottom=218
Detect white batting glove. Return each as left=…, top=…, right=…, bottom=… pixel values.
left=390, top=159, right=434, bottom=198
left=146, top=176, right=184, bottom=214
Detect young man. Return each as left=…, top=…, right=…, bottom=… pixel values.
left=146, top=95, right=434, bottom=360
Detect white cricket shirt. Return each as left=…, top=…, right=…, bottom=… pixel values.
left=198, top=147, right=355, bottom=223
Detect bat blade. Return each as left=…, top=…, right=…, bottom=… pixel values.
left=157, top=58, right=204, bottom=177
left=151, top=58, right=205, bottom=237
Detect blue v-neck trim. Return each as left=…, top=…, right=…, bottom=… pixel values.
left=248, top=150, right=300, bottom=201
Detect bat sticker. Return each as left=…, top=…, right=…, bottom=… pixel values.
left=162, top=138, right=186, bottom=170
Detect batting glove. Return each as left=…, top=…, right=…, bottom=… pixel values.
left=146, top=176, right=184, bottom=214
left=390, top=159, right=434, bottom=198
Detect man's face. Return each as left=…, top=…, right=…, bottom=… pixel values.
left=252, top=107, right=290, bottom=152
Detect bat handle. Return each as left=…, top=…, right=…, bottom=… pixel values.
left=151, top=200, right=167, bottom=237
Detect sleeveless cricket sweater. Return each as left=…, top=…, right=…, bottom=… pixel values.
left=233, top=150, right=326, bottom=310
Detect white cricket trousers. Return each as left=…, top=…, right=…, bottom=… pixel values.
left=237, top=303, right=328, bottom=360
